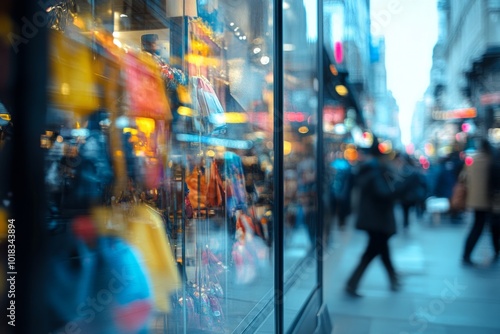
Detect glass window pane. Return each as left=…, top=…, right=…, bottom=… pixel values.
left=42, top=0, right=275, bottom=333
left=282, top=0, right=319, bottom=331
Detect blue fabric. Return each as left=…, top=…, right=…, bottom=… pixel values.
left=47, top=233, right=152, bottom=333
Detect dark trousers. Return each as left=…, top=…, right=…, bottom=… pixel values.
left=463, top=210, right=500, bottom=260
left=402, top=203, right=411, bottom=228
left=347, top=231, right=397, bottom=289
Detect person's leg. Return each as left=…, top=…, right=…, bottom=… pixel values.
left=490, top=213, right=500, bottom=261
left=402, top=204, right=410, bottom=228
left=338, top=204, right=347, bottom=230
left=463, top=210, right=487, bottom=263
left=346, top=232, right=379, bottom=293
left=378, top=233, right=399, bottom=290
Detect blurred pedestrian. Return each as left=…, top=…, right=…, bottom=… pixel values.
left=462, top=139, right=499, bottom=265
left=434, top=142, right=464, bottom=221
left=345, top=138, right=411, bottom=297
left=329, top=151, right=353, bottom=230
left=489, top=144, right=500, bottom=264
left=398, top=153, right=428, bottom=229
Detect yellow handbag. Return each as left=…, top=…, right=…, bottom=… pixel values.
left=48, top=30, right=99, bottom=116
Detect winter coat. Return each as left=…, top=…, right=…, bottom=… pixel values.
left=354, top=158, right=408, bottom=236
left=434, top=153, right=463, bottom=199
left=400, top=166, right=428, bottom=206
left=464, top=151, right=491, bottom=211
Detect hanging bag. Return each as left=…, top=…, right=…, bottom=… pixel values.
left=123, top=51, right=172, bottom=121
left=450, top=170, right=467, bottom=212
left=206, top=160, right=225, bottom=207
left=186, top=166, right=208, bottom=210
left=192, top=76, right=226, bottom=134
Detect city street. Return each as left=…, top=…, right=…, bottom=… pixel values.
left=324, top=209, right=500, bottom=334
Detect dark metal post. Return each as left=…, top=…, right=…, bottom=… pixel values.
left=10, top=0, right=49, bottom=333
left=273, top=0, right=284, bottom=333
left=316, top=0, right=325, bottom=305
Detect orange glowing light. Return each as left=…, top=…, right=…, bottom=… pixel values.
left=344, top=148, right=358, bottom=161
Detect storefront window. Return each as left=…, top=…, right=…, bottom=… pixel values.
left=43, top=0, right=276, bottom=332
left=0, top=0, right=330, bottom=332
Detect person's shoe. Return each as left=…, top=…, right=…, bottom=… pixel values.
left=462, top=257, right=475, bottom=267
left=345, top=285, right=362, bottom=298
left=492, top=252, right=499, bottom=264
left=390, top=276, right=402, bottom=292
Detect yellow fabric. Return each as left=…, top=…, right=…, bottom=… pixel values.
left=91, top=206, right=127, bottom=239
left=49, top=30, right=98, bottom=116
left=91, top=204, right=181, bottom=313
left=126, top=205, right=181, bottom=313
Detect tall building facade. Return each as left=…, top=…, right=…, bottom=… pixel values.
left=369, top=37, right=401, bottom=147
left=441, top=0, right=500, bottom=137
left=324, top=0, right=373, bottom=127
left=423, top=0, right=500, bottom=157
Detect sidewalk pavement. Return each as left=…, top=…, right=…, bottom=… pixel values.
left=324, top=208, right=500, bottom=334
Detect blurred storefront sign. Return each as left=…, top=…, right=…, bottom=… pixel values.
left=480, top=92, right=500, bottom=106
left=323, top=105, right=345, bottom=124
left=431, top=107, right=477, bottom=120
left=247, top=111, right=310, bottom=130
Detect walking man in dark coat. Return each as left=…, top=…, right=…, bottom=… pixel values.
left=345, top=140, right=411, bottom=297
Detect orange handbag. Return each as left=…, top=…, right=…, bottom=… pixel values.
left=186, top=166, right=208, bottom=209
left=206, top=160, right=225, bottom=207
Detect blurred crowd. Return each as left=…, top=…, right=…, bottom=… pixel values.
left=325, top=137, right=500, bottom=297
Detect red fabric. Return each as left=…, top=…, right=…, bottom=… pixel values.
left=123, top=51, right=171, bottom=120
left=114, top=299, right=153, bottom=332
left=72, top=216, right=97, bottom=245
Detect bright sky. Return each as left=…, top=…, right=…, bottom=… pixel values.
left=370, top=0, right=438, bottom=145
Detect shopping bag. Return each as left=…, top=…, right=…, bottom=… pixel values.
left=232, top=212, right=268, bottom=284
left=48, top=30, right=99, bottom=116
left=450, top=181, right=467, bottom=212
left=192, top=76, right=226, bottom=134
left=123, top=50, right=172, bottom=120
left=232, top=239, right=256, bottom=285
